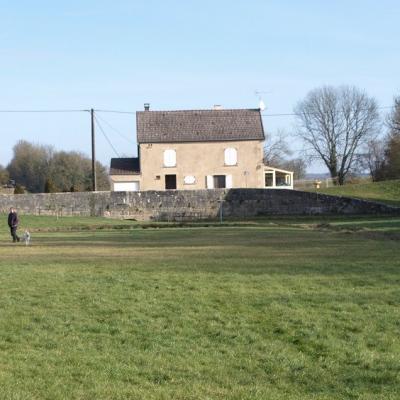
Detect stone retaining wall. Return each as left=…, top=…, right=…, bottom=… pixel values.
left=0, top=189, right=398, bottom=220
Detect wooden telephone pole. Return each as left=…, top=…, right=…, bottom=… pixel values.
left=90, top=108, right=97, bottom=191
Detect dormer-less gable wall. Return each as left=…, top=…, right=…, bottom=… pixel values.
left=139, top=140, right=264, bottom=191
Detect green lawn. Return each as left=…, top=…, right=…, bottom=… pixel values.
left=0, top=215, right=399, bottom=399
left=307, top=179, right=400, bottom=207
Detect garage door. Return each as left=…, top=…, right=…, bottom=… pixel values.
left=114, top=182, right=140, bottom=191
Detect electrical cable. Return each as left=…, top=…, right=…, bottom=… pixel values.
left=94, top=106, right=394, bottom=118
left=95, top=113, right=137, bottom=145
left=0, top=109, right=87, bottom=113
left=93, top=114, right=121, bottom=157
left=95, top=109, right=136, bottom=115
left=0, top=106, right=394, bottom=118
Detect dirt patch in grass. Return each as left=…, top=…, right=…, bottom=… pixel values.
left=314, top=222, right=400, bottom=240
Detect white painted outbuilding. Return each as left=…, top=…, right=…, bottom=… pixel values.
left=264, top=166, right=293, bottom=189
left=113, top=181, right=140, bottom=192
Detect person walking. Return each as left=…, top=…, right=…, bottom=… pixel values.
left=8, top=207, right=20, bottom=243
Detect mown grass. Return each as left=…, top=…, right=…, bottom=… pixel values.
left=307, top=179, right=400, bottom=206
left=0, top=215, right=399, bottom=399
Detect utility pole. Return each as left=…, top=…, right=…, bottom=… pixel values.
left=91, top=108, right=97, bottom=191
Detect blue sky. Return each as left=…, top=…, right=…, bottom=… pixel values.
left=1, top=0, right=399, bottom=172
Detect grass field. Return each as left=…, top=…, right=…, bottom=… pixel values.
left=0, top=215, right=399, bottom=399
left=307, top=179, right=400, bottom=206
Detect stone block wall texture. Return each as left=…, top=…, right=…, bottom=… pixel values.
left=0, top=188, right=14, bottom=195
left=0, top=189, right=399, bottom=221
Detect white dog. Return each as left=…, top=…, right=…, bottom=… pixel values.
left=22, top=230, right=31, bottom=246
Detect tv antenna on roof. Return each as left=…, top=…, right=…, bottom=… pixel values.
left=255, top=90, right=270, bottom=111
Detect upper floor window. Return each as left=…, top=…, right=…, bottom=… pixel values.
left=224, top=148, right=237, bottom=166
left=163, top=149, right=176, bottom=167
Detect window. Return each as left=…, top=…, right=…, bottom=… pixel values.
left=163, top=149, right=176, bottom=167
left=213, top=175, right=226, bottom=188
left=165, top=175, right=177, bottom=189
left=224, top=148, right=237, bottom=166
left=265, top=173, right=273, bottom=187
left=206, top=175, right=233, bottom=189
left=276, top=175, right=286, bottom=186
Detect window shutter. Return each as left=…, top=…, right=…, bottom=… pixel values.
left=224, top=148, right=237, bottom=166
left=226, top=175, right=233, bottom=188
left=206, top=175, right=214, bottom=189
left=164, top=149, right=176, bottom=167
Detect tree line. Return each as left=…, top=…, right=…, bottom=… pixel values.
left=265, top=86, right=400, bottom=185
left=0, top=140, right=109, bottom=193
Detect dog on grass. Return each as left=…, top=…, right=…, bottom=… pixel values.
left=22, top=229, right=31, bottom=246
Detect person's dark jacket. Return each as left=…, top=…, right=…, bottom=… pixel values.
left=8, top=212, right=19, bottom=228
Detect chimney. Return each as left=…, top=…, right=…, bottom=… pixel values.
left=213, top=104, right=222, bottom=110
left=144, top=103, right=150, bottom=111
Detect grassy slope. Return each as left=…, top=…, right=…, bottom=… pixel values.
left=308, top=179, right=400, bottom=206
left=0, top=215, right=399, bottom=399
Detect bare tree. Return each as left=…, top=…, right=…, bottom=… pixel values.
left=280, top=158, right=307, bottom=180
left=264, top=130, right=307, bottom=179
left=387, top=96, right=400, bottom=136
left=294, top=86, right=380, bottom=185
left=384, top=97, right=400, bottom=179
left=362, top=139, right=387, bottom=181
left=263, top=130, right=292, bottom=166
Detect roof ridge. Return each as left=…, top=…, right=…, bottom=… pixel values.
left=137, top=108, right=261, bottom=113
left=110, top=157, right=138, bottom=160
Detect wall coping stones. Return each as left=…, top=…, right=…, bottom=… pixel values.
left=0, top=189, right=399, bottom=221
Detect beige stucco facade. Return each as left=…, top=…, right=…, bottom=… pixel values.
left=109, top=140, right=295, bottom=191
left=138, top=140, right=265, bottom=191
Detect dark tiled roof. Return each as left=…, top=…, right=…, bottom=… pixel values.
left=110, top=158, right=140, bottom=175
left=136, top=108, right=265, bottom=143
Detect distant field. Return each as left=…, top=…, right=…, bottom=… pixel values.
left=0, top=215, right=399, bottom=399
left=307, top=179, right=400, bottom=206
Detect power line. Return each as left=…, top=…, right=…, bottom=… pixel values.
left=95, top=109, right=136, bottom=115
left=262, top=113, right=297, bottom=117
left=0, top=109, right=87, bottom=113
left=94, top=106, right=395, bottom=118
left=95, top=113, right=137, bottom=145
left=93, top=115, right=121, bottom=157
left=0, top=108, right=135, bottom=115
left=262, top=106, right=394, bottom=118
left=0, top=105, right=394, bottom=117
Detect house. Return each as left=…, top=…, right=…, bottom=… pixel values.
left=109, top=105, right=293, bottom=191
